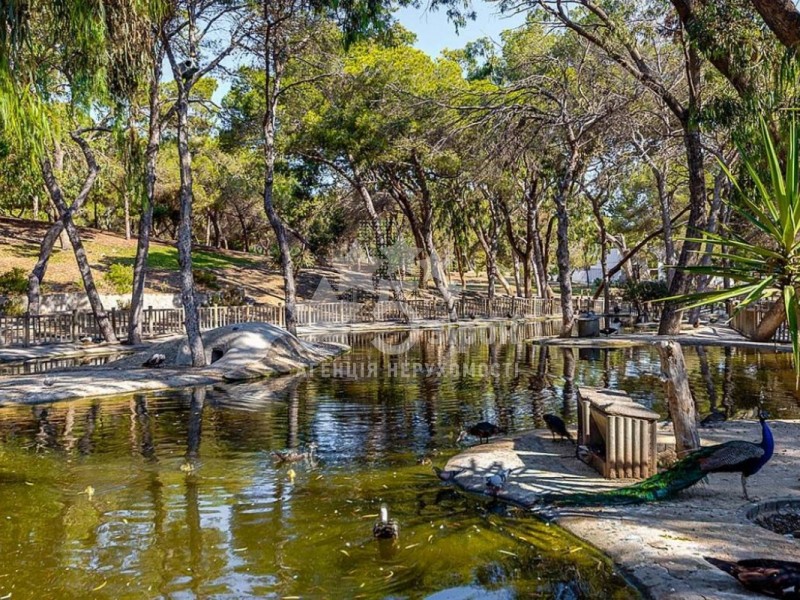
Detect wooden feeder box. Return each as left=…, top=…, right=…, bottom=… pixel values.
left=577, top=387, right=659, bottom=479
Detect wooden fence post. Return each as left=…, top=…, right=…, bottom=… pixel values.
left=147, top=306, right=154, bottom=338
left=71, top=309, right=78, bottom=342
left=23, top=313, right=30, bottom=347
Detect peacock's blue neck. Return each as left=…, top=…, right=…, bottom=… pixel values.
left=759, top=418, right=775, bottom=467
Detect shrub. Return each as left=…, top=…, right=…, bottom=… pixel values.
left=193, top=269, right=220, bottom=290
left=621, top=279, right=669, bottom=304
left=0, top=267, right=28, bottom=295
left=104, top=263, right=134, bottom=294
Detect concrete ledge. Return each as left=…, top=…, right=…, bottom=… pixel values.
left=443, top=421, right=800, bottom=599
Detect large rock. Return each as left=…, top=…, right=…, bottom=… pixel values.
left=0, top=323, right=348, bottom=405
left=111, top=322, right=347, bottom=380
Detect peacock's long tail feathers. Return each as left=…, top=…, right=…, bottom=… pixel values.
left=543, top=446, right=715, bottom=507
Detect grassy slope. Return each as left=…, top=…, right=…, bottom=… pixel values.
left=0, top=217, right=288, bottom=304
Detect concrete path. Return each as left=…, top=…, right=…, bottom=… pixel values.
left=534, top=324, right=791, bottom=352
left=444, top=420, right=800, bottom=599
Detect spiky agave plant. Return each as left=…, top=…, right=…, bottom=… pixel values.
left=678, top=116, right=800, bottom=372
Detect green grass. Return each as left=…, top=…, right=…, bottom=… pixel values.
left=143, top=246, right=258, bottom=270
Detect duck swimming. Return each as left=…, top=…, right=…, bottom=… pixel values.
left=271, top=442, right=318, bottom=463
left=373, top=503, right=399, bottom=540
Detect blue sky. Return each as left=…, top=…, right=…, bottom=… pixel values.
left=396, top=1, right=525, bottom=57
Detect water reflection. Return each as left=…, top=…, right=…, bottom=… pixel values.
left=1, top=323, right=798, bottom=598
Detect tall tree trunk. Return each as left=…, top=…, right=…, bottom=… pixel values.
left=554, top=148, right=580, bottom=337
left=39, top=135, right=116, bottom=342
left=658, top=42, right=707, bottom=335
left=656, top=341, right=700, bottom=457
left=123, top=190, right=131, bottom=240
left=27, top=221, right=65, bottom=315
left=264, top=31, right=297, bottom=335
left=175, top=92, right=206, bottom=365
left=129, top=46, right=162, bottom=345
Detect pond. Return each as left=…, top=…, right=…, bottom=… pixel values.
left=0, top=322, right=797, bottom=599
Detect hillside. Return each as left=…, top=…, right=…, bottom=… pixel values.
left=0, top=217, right=293, bottom=304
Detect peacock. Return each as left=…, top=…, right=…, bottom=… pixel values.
left=705, top=556, right=800, bottom=599
left=542, top=412, right=773, bottom=507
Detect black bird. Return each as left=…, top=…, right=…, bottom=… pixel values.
left=705, top=556, right=800, bottom=599
left=373, top=503, right=399, bottom=540
left=599, top=326, right=618, bottom=337
left=142, top=353, right=166, bottom=368
left=543, top=414, right=574, bottom=443
left=700, top=408, right=728, bottom=428
left=463, top=421, right=507, bottom=444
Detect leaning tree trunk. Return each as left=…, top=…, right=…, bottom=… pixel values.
left=38, top=135, right=116, bottom=343
left=28, top=221, right=65, bottom=316
left=129, top=49, right=162, bottom=345
left=425, top=233, right=458, bottom=321
left=175, top=93, right=206, bottom=366
left=656, top=340, right=700, bottom=457
left=352, top=165, right=407, bottom=307
left=751, top=297, right=787, bottom=341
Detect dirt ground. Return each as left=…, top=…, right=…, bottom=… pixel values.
left=0, top=217, right=479, bottom=305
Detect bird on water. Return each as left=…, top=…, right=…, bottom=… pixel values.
left=373, top=503, right=399, bottom=540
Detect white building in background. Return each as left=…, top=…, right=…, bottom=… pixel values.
left=571, top=249, right=626, bottom=285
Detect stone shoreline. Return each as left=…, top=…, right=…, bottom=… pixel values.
left=0, top=323, right=347, bottom=405
left=443, top=422, right=800, bottom=600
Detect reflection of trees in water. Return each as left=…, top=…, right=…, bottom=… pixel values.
left=529, top=346, right=550, bottom=426
left=77, top=400, right=100, bottom=455
left=33, top=407, right=57, bottom=452
left=722, top=346, right=733, bottom=412
left=184, top=472, right=202, bottom=596
left=696, top=346, right=717, bottom=411
left=561, top=348, right=575, bottom=421
left=186, top=388, right=205, bottom=461
left=133, top=394, right=156, bottom=461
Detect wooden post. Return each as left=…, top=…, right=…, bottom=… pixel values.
left=607, top=416, right=617, bottom=479
left=71, top=309, right=78, bottom=342
left=655, top=340, right=700, bottom=457
left=147, top=306, right=154, bottom=338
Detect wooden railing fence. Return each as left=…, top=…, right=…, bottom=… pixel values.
left=0, top=295, right=640, bottom=349
left=730, top=304, right=790, bottom=343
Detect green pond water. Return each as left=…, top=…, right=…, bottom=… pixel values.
left=1, top=322, right=797, bottom=599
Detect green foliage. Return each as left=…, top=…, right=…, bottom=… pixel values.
left=676, top=117, right=800, bottom=371
left=145, top=247, right=256, bottom=271
left=622, top=279, right=669, bottom=304
left=0, top=267, right=28, bottom=295
left=104, top=263, right=133, bottom=294
left=0, top=267, right=28, bottom=316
